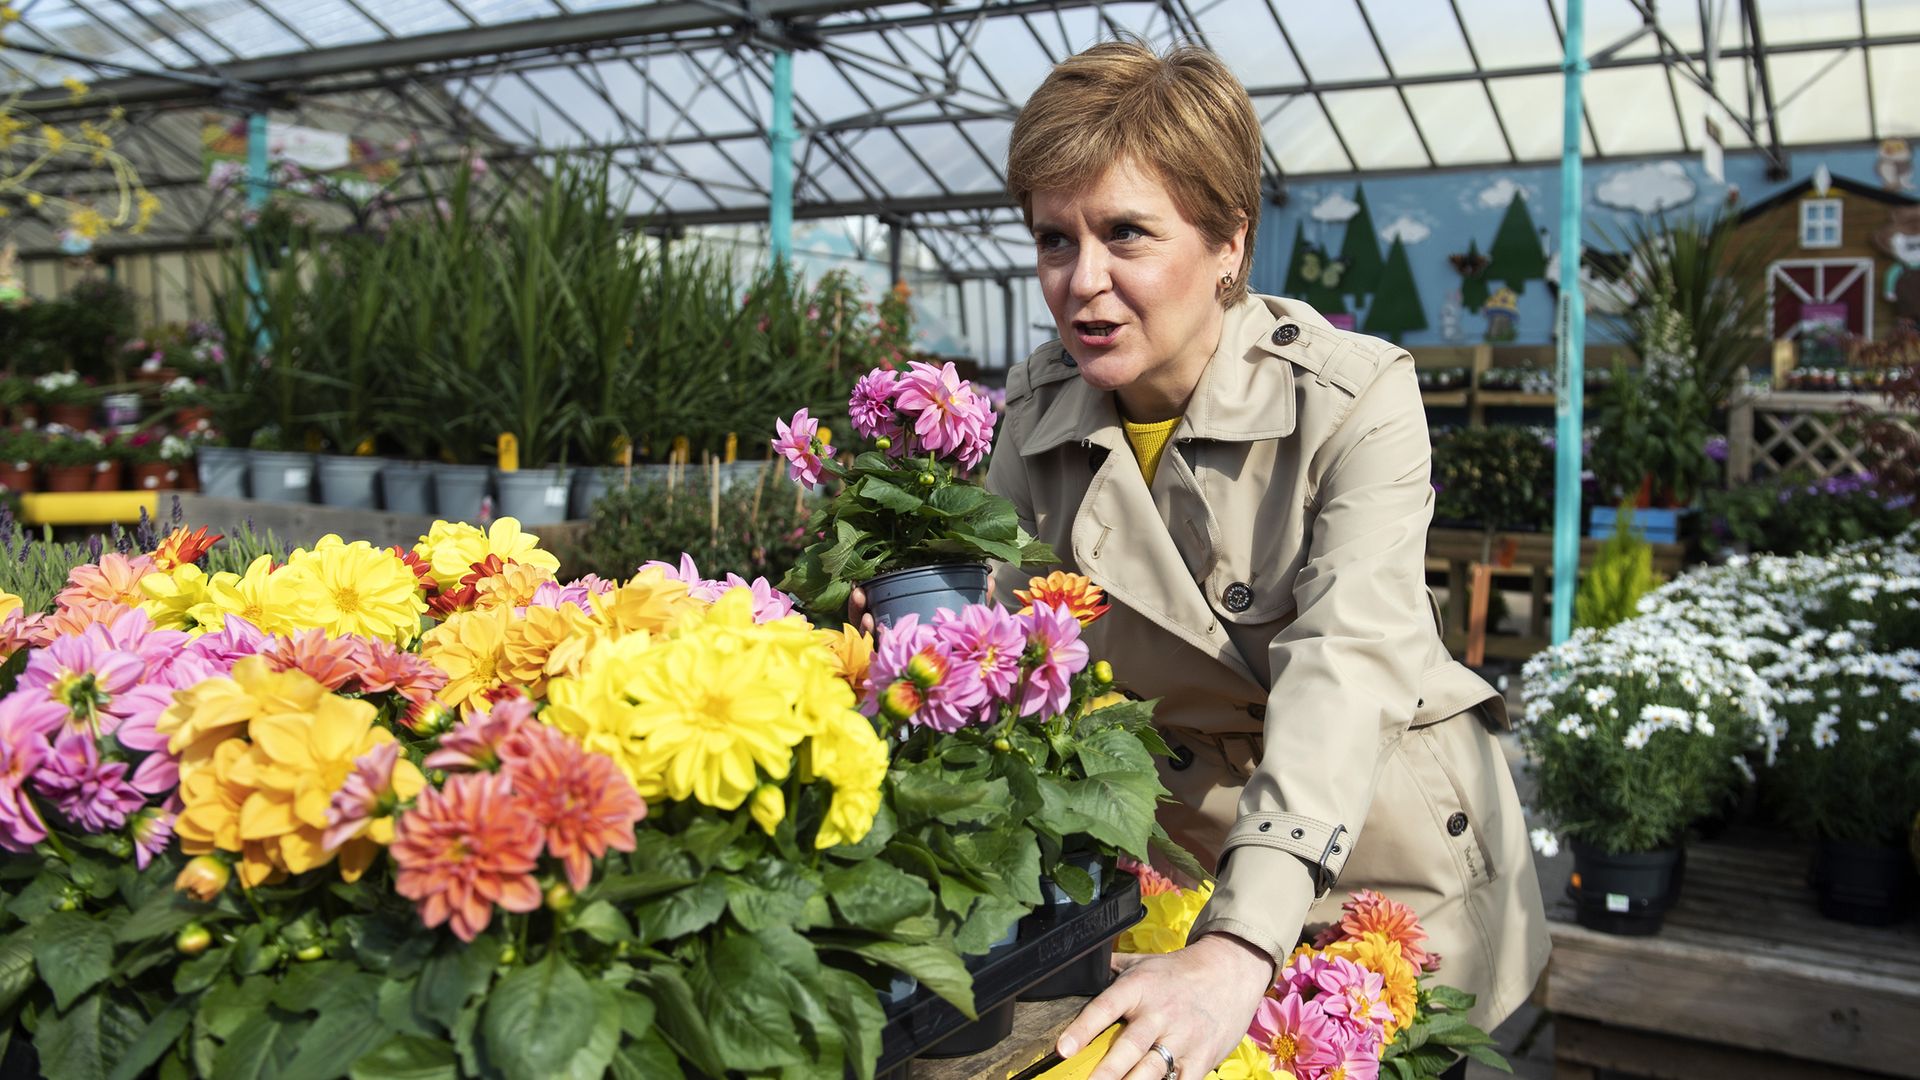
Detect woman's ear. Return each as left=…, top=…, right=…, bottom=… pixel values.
left=1220, top=214, right=1249, bottom=279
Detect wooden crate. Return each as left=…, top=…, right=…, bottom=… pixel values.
left=1544, top=834, right=1920, bottom=1079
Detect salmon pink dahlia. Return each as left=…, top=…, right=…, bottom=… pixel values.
left=512, top=727, right=646, bottom=892
left=391, top=771, right=543, bottom=942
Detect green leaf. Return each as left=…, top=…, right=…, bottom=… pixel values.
left=818, top=967, right=885, bottom=1080
left=928, top=485, right=990, bottom=517
left=338, top=913, right=435, bottom=978
left=414, top=937, right=500, bottom=1032
left=116, top=889, right=213, bottom=945
left=555, top=985, right=623, bottom=1080
left=1426, top=984, right=1476, bottom=1013
left=611, top=1028, right=685, bottom=1080
left=481, top=952, right=602, bottom=1080
left=1036, top=770, right=1159, bottom=859
left=586, top=869, right=698, bottom=906
left=278, top=999, right=391, bottom=1080
left=953, top=895, right=1027, bottom=956
left=1464, top=1043, right=1513, bottom=1072
left=348, top=1034, right=457, bottom=1080
left=949, top=829, right=1043, bottom=907
left=108, top=997, right=196, bottom=1080
left=211, top=1007, right=306, bottom=1080
left=838, top=940, right=975, bottom=1018
left=891, top=768, right=990, bottom=820
left=823, top=860, right=935, bottom=930
left=570, top=900, right=636, bottom=945
left=629, top=966, right=725, bottom=1077
left=858, top=476, right=925, bottom=513
left=0, top=929, right=36, bottom=1017
left=172, top=944, right=232, bottom=995
left=724, top=863, right=817, bottom=933
left=689, top=932, right=805, bottom=1071
left=37, top=991, right=146, bottom=1080
left=1046, top=861, right=1096, bottom=905
left=1150, top=822, right=1209, bottom=885
left=1074, top=727, right=1156, bottom=779
left=632, top=878, right=728, bottom=944
left=34, top=910, right=116, bottom=1011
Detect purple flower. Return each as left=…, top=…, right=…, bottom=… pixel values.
left=181, top=615, right=270, bottom=667
left=1017, top=602, right=1090, bottom=718
left=1704, top=435, right=1729, bottom=463
left=895, top=362, right=997, bottom=468
left=849, top=369, right=900, bottom=439
left=933, top=604, right=1025, bottom=703
left=721, top=574, right=797, bottom=623
left=129, top=807, right=175, bottom=869
left=772, top=407, right=826, bottom=490
left=866, top=614, right=989, bottom=732
left=34, top=730, right=145, bottom=834
left=18, top=626, right=145, bottom=733
left=639, top=553, right=728, bottom=603
left=0, top=694, right=62, bottom=852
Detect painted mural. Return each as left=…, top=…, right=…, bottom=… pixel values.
left=1250, top=146, right=1897, bottom=348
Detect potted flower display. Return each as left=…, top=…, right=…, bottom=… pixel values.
left=776, top=362, right=1053, bottom=626
left=35, top=426, right=109, bottom=493
left=124, top=430, right=191, bottom=491
left=1760, top=549, right=1920, bottom=924
left=31, top=371, right=100, bottom=431
left=1519, top=608, right=1770, bottom=934
left=161, top=374, right=214, bottom=433
left=0, top=427, right=35, bottom=493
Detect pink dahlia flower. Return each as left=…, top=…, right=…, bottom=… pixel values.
left=1313, top=954, right=1395, bottom=1032
left=391, top=771, right=544, bottom=942
left=1248, top=990, right=1338, bottom=1079
left=1015, top=602, right=1089, bottom=719
left=355, top=638, right=450, bottom=709
left=865, top=613, right=988, bottom=733
left=895, top=361, right=994, bottom=463
left=722, top=574, right=797, bottom=623
left=18, top=625, right=146, bottom=733
left=772, top=407, right=826, bottom=489
left=261, top=628, right=363, bottom=691
left=933, top=604, right=1024, bottom=704
left=424, top=698, right=543, bottom=773
left=640, top=553, right=728, bottom=603
left=511, top=727, right=646, bottom=892
left=848, top=368, right=901, bottom=439
left=34, top=730, right=146, bottom=834
left=324, top=742, right=414, bottom=852
left=0, top=694, right=62, bottom=852
left=129, top=806, right=175, bottom=870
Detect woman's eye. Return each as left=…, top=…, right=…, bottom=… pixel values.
left=1035, top=233, right=1068, bottom=251
left=1112, top=225, right=1144, bottom=241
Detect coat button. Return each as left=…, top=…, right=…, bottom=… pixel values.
left=1223, top=582, right=1253, bottom=613
left=1271, top=323, right=1299, bottom=346
left=1447, top=812, right=1469, bottom=837
left=1169, top=744, right=1195, bottom=771
left=1247, top=703, right=1266, bottom=720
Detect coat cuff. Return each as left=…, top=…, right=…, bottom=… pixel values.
left=1190, top=846, right=1319, bottom=966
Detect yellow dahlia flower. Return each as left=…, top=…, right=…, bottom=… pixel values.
left=420, top=605, right=512, bottom=715
left=277, top=537, right=427, bottom=645
left=138, top=563, right=222, bottom=634
left=588, top=568, right=701, bottom=638
left=206, top=554, right=293, bottom=635
left=1208, top=1037, right=1295, bottom=1080
left=474, top=559, right=556, bottom=611
left=1117, top=879, right=1215, bottom=955
left=157, top=656, right=330, bottom=781
left=413, top=518, right=559, bottom=592
left=809, top=706, right=888, bottom=849
left=501, top=601, right=597, bottom=698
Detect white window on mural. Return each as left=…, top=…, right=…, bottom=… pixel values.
left=1800, top=199, right=1843, bottom=248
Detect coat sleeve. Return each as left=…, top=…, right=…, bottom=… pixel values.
left=1189, top=350, right=1434, bottom=963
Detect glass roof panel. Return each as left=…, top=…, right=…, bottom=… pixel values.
left=1584, top=65, right=1684, bottom=154
left=1270, top=0, right=1388, bottom=84
left=1576, top=0, right=1661, bottom=60
left=1454, top=0, right=1565, bottom=69
left=1192, top=0, right=1308, bottom=89
left=1869, top=44, right=1920, bottom=136
left=1753, top=0, right=1865, bottom=44
left=1768, top=48, right=1872, bottom=143
left=1862, top=0, right=1920, bottom=35
left=1319, top=88, right=1428, bottom=169
left=1485, top=72, right=1573, bottom=160
left=1259, top=94, right=1355, bottom=175
left=1364, top=0, right=1475, bottom=78
left=1403, top=82, right=1510, bottom=165
left=894, top=123, right=998, bottom=192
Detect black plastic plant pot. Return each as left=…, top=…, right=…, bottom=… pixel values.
left=863, top=563, right=991, bottom=629
left=877, top=874, right=1143, bottom=1069
left=1567, top=840, right=1683, bottom=936
left=1811, top=839, right=1919, bottom=926
left=1017, top=936, right=1115, bottom=1001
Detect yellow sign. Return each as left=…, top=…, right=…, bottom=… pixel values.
left=724, top=432, right=739, bottom=464
left=1009, top=1023, right=1123, bottom=1080
left=496, top=433, right=519, bottom=473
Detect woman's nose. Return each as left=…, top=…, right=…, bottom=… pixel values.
left=1070, top=246, right=1110, bottom=300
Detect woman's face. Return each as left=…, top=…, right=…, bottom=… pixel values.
left=1030, top=158, right=1243, bottom=417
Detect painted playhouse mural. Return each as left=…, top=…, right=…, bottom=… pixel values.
left=1252, top=141, right=1919, bottom=349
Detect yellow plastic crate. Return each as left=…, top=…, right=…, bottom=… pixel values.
left=18, top=491, right=161, bottom=527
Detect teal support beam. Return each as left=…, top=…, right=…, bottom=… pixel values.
left=245, top=112, right=271, bottom=352
left=769, top=50, right=795, bottom=265
left=1551, top=0, right=1588, bottom=645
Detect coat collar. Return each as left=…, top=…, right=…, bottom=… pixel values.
left=1021, top=293, right=1340, bottom=456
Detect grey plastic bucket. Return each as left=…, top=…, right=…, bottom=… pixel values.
left=381, top=461, right=436, bottom=516
left=316, top=455, right=386, bottom=510
left=246, top=450, right=315, bottom=504
left=195, top=446, right=249, bottom=499
left=495, top=467, right=574, bottom=526
left=432, top=464, right=493, bottom=523
left=863, top=563, right=991, bottom=628
left=571, top=466, right=613, bottom=520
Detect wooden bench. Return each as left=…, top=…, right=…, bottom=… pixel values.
left=1543, top=832, right=1920, bottom=1079
left=1425, top=527, right=1688, bottom=661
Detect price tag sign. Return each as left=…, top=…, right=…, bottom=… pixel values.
left=544, top=486, right=567, bottom=508
left=1605, top=893, right=1630, bottom=913
left=284, top=468, right=310, bottom=488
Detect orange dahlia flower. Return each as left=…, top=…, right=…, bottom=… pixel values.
left=512, top=727, right=646, bottom=892
left=391, top=771, right=544, bottom=942
left=260, top=628, right=362, bottom=691
left=1317, top=888, right=1438, bottom=973
left=1015, top=571, right=1110, bottom=626
left=150, top=526, right=223, bottom=572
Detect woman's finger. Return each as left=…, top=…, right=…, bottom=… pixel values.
left=1109, top=951, right=1150, bottom=977
left=1086, top=1018, right=1169, bottom=1080
left=1122, top=1042, right=1181, bottom=1080
left=1057, top=974, right=1139, bottom=1060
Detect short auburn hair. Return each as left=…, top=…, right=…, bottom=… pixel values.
left=1006, top=40, right=1261, bottom=306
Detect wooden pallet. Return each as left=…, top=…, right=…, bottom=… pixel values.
left=1543, top=832, right=1920, bottom=1079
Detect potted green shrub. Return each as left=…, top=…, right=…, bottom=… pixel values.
left=1586, top=358, right=1717, bottom=540
left=37, top=428, right=108, bottom=493
left=0, top=427, right=36, bottom=492
left=32, top=371, right=100, bottom=430
left=1520, top=613, right=1764, bottom=934
left=775, top=363, right=1052, bottom=626
left=1763, top=560, right=1920, bottom=924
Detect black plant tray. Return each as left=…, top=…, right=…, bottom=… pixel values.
left=874, top=875, right=1144, bottom=1073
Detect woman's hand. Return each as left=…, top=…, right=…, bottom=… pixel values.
left=1059, top=932, right=1273, bottom=1079
left=847, top=586, right=876, bottom=635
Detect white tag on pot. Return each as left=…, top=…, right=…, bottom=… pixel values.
left=1605, top=892, right=1630, bottom=913
left=544, top=486, right=567, bottom=508
left=284, top=468, right=310, bottom=488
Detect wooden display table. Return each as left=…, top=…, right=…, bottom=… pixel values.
left=912, top=996, right=1087, bottom=1078
left=1543, top=832, right=1920, bottom=1079
left=1425, top=527, right=1687, bottom=661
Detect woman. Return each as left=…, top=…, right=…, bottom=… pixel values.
left=988, top=40, right=1549, bottom=1079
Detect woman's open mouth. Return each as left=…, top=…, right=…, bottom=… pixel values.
left=1073, top=321, right=1122, bottom=347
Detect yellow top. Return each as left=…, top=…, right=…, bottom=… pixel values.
left=1121, top=416, right=1181, bottom=486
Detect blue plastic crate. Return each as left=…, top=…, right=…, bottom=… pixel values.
left=1589, top=507, right=1689, bottom=544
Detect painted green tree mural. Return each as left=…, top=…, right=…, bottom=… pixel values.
left=1338, top=185, right=1384, bottom=300
left=1364, top=237, right=1427, bottom=341
left=1283, top=220, right=1311, bottom=297
left=1460, top=239, right=1491, bottom=312
left=1487, top=192, right=1548, bottom=293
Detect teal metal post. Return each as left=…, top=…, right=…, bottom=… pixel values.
left=769, top=51, right=795, bottom=265
left=1550, top=0, right=1588, bottom=644
left=245, top=112, right=271, bottom=350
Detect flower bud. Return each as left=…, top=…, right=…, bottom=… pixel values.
left=498, top=945, right=518, bottom=965
left=175, top=855, right=231, bottom=902
left=878, top=680, right=924, bottom=725
left=904, top=649, right=946, bottom=691
left=294, top=944, right=326, bottom=962
left=1092, top=660, right=1114, bottom=687
left=545, top=882, right=575, bottom=912
left=918, top=472, right=936, bottom=487
left=749, top=785, right=786, bottom=837
left=992, top=737, right=1012, bottom=752
left=875, top=436, right=892, bottom=451
left=175, top=923, right=212, bottom=956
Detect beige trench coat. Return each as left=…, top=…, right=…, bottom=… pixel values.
left=985, top=293, right=1550, bottom=1028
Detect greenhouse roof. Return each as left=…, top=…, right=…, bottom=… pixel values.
left=4, top=0, right=1918, bottom=278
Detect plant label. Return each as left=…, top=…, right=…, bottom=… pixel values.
left=545, top=486, right=567, bottom=507
left=285, top=468, right=310, bottom=488
left=1605, top=893, right=1630, bottom=913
